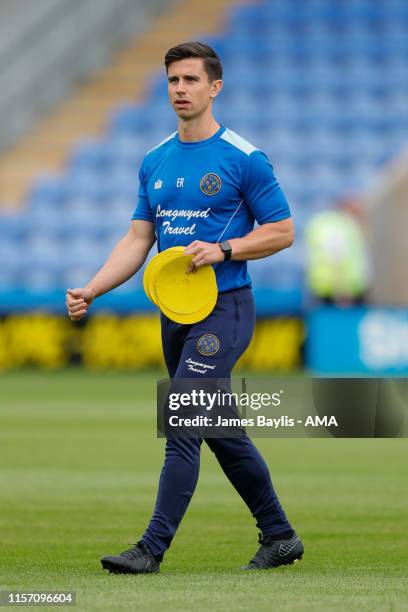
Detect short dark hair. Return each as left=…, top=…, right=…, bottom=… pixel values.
left=164, top=41, right=223, bottom=81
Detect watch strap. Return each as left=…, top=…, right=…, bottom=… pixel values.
left=219, top=240, right=232, bottom=261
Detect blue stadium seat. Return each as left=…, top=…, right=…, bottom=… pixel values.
left=26, top=175, right=70, bottom=208
left=107, top=170, right=138, bottom=204
left=0, top=237, right=24, bottom=272
left=24, top=233, right=63, bottom=267
left=68, top=139, right=114, bottom=172
left=0, top=211, right=28, bottom=241
left=67, top=170, right=114, bottom=203
left=26, top=201, right=67, bottom=237
left=109, top=104, right=155, bottom=136
left=21, top=267, right=61, bottom=292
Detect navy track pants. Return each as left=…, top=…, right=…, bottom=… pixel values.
left=141, top=287, right=292, bottom=559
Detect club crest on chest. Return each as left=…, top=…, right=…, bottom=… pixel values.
left=200, top=173, right=222, bottom=196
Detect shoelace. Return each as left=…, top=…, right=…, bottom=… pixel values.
left=258, top=533, right=274, bottom=546
left=249, top=533, right=277, bottom=566
left=120, top=542, right=148, bottom=561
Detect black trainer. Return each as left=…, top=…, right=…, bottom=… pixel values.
left=242, top=532, right=304, bottom=570
left=101, top=541, right=160, bottom=574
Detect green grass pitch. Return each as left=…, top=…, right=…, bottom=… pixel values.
left=0, top=370, right=407, bottom=611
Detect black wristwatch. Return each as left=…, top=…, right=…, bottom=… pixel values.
left=219, top=240, right=232, bottom=261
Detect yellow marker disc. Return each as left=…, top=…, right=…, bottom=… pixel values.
left=156, top=290, right=217, bottom=324
left=149, top=249, right=188, bottom=306
left=143, top=247, right=185, bottom=305
left=154, top=258, right=217, bottom=315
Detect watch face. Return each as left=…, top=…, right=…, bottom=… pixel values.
left=221, top=241, right=232, bottom=259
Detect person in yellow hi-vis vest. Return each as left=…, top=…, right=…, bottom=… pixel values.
left=305, top=203, right=371, bottom=305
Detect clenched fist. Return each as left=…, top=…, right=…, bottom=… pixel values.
left=66, top=287, right=95, bottom=321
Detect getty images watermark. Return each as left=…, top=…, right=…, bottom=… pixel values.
left=157, top=377, right=408, bottom=438
left=168, top=387, right=282, bottom=410
left=166, top=387, right=335, bottom=428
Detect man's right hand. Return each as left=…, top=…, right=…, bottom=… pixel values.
left=66, top=287, right=95, bottom=321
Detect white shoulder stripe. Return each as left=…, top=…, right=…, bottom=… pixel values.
left=220, top=128, right=258, bottom=156
left=147, top=131, right=177, bottom=154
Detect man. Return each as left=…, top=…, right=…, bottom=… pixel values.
left=66, top=41, right=304, bottom=573
left=304, top=198, right=371, bottom=306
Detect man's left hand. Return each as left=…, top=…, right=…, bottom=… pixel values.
left=184, top=240, right=225, bottom=272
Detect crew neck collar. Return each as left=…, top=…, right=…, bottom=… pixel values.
left=175, top=124, right=226, bottom=148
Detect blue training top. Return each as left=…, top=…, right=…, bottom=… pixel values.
left=132, top=124, right=291, bottom=293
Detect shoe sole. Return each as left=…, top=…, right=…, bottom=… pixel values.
left=101, top=558, right=160, bottom=575
left=241, top=554, right=303, bottom=570
left=286, top=554, right=302, bottom=565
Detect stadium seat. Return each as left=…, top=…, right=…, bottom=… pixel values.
left=0, top=211, right=28, bottom=241
left=26, top=175, right=70, bottom=208
left=68, top=139, right=115, bottom=173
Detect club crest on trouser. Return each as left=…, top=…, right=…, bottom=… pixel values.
left=200, top=173, right=222, bottom=195
left=197, top=334, right=220, bottom=356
